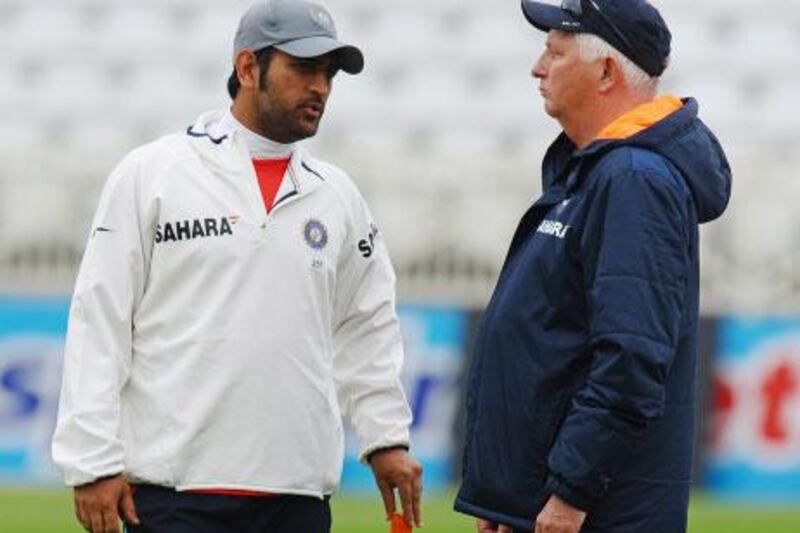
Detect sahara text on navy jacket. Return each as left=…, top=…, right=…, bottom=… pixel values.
left=455, top=99, right=731, bottom=532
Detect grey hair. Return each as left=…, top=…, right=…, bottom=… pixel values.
left=575, top=33, right=660, bottom=94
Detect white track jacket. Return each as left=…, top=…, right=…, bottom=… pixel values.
left=52, top=111, right=411, bottom=497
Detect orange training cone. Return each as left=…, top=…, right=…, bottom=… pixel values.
left=390, top=513, right=412, bottom=533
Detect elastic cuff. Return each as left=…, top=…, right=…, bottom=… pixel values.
left=364, top=444, right=410, bottom=464
left=544, top=474, right=598, bottom=513
left=72, top=471, right=124, bottom=488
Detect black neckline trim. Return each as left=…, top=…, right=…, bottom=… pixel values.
left=301, top=161, right=326, bottom=181
left=186, top=126, right=227, bottom=145
left=273, top=189, right=299, bottom=208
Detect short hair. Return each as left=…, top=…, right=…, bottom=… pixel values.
left=227, top=47, right=276, bottom=100
left=575, top=33, right=661, bottom=93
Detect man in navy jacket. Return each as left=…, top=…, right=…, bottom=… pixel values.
left=454, top=1, right=731, bottom=532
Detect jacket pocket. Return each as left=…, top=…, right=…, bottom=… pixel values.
left=518, top=391, right=572, bottom=494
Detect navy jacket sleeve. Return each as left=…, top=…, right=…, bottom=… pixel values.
left=544, top=166, right=690, bottom=511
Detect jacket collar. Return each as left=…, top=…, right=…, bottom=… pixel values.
left=595, top=95, right=683, bottom=141
left=540, top=96, right=731, bottom=224
left=542, top=95, right=687, bottom=193
left=185, top=110, right=327, bottom=196
left=213, top=110, right=297, bottom=159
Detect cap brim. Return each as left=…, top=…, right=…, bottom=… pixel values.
left=275, top=36, right=364, bottom=75
left=521, top=0, right=583, bottom=32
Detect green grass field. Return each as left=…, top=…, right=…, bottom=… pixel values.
left=1, top=489, right=798, bottom=532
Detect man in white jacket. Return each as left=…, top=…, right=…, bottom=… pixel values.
left=51, top=1, right=422, bottom=532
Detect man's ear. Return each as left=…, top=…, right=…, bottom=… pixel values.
left=234, top=50, right=259, bottom=92
left=598, top=56, right=621, bottom=94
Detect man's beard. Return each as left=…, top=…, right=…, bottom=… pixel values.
left=256, top=97, right=319, bottom=143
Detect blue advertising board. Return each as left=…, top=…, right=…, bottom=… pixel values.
left=0, top=297, right=469, bottom=492
left=339, top=304, right=468, bottom=493
left=0, top=296, right=69, bottom=484
left=707, top=317, right=800, bottom=501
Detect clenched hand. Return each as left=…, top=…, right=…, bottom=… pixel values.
left=369, top=448, right=423, bottom=528
left=477, top=518, right=514, bottom=532
left=535, top=494, right=586, bottom=533
left=73, top=474, right=140, bottom=533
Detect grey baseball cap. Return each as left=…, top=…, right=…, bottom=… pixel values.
left=234, top=0, right=364, bottom=74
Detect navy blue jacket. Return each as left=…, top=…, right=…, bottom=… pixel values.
left=455, top=99, right=731, bottom=532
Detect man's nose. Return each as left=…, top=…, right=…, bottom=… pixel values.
left=532, top=55, right=547, bottom=79
left=309, top=71, right=331, bottom=97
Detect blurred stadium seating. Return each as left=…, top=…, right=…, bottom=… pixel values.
left=1, top=0, right=798, bottom=312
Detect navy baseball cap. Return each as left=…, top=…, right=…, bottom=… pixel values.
left=234, top=0, right=364, bottom=74
left=521, top=0, right=671, bottom=77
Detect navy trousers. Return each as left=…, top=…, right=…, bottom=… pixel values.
left=126, top=485, right=331, bottom=533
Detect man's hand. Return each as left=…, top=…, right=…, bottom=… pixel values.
left=477, top=518, right=514, bottom=532
left=73, top=474, right=140, bottom=533
left=535, top=494, right=586, bottom=533
left=368, top=447, right=423, bottom=528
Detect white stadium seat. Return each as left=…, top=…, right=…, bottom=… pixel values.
left=0, top=0, right=797, bottom=308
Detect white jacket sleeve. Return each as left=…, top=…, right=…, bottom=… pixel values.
left=333, top=193, right=411, bottom=462
left=51, top=152, right=152, bottom=486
